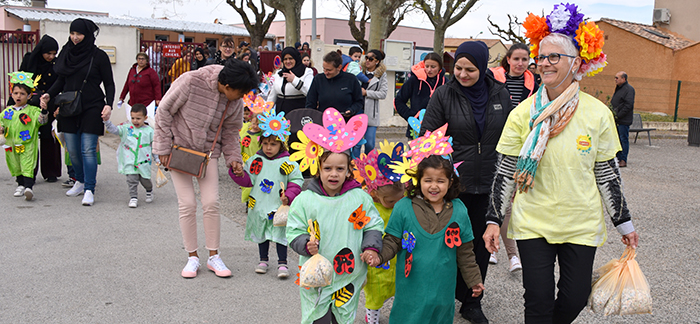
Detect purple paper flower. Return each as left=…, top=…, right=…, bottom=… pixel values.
left=546, top=3, right=584, bottom=37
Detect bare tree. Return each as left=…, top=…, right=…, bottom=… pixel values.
left=387, top=2, right=415, bottom=38
left=414, top=0, right=479, bottom=53
left=226, top=0, right=277, bottom=48
left=487, top=14, right=527, bottom=44
left=339, top=0, right=369, bottom=50
left=262, top=0, right=304, bottom=47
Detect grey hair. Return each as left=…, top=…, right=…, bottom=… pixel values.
left=539, top=33, right=582, bottom=80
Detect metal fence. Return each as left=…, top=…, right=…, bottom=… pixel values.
left=580, top=75, right=700, bottom=120
left=1, top=30, right=40, bottom=104
left=140, top=40, right=205, bottom=95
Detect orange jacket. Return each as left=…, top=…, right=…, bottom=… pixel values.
left=490, top=66, right=536, bottom=97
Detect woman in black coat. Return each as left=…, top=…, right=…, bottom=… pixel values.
left=8, top=35, right=62, bottom=182
left=419, top=41, right=512, bottom=324
left=41, top=18, right=115, bottom=206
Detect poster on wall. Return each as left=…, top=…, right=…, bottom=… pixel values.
left=383, top=39, right=414, bottom=72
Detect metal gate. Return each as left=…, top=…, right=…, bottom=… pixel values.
left=140, top=40, right=205, bottom=95
left=1, top=30, right=40, bottom=104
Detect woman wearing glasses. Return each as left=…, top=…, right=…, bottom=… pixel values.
left=483, top=7, right=639, bottom=323
left=118, top=52, right=162, bottom=108
left=206, top=37, right=236, bottom=66
left=419, top=41, right=513, bottom=324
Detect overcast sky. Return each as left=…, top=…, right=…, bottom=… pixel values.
left=38, top=0, right=654, bottom=40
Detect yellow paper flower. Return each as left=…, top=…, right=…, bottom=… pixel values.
left=389, top=157, right=418, bottom=185
left=575, top=21, right=605, bottom=62
left=290, top=130, right=324, bottom=175
left=377, top=139, right=397, bottom=155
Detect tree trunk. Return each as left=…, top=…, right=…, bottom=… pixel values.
left=262, top=0, right=304, bottom=47
left=433, top=26, right=446, bottom=54
left=366, top=1, right=391, bottom=50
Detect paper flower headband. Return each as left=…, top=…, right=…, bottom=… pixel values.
left=354, top=149, right=393, bottom=192
left=523, top=2, right=607, bottom=78
left=8, top=71, right=36, bottom=91
left=290, top=130, right=324, bottom=175
left=385, top=124, right=456, bottom=185
left=257, top=108, right=291, bottom=142
left=302, top=107, right=368, bottom=153
left=243, top=91, right=274, bottom=115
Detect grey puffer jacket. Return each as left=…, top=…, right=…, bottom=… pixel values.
left=364, top=64, right=388, bottom=127
left=420, top=75, right=513, bottom=194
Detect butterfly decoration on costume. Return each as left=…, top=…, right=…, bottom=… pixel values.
left=376, top=142, right=405, bottom=182
left=403, top=123, right=453, bottom=165
left=302, top=107, right=367, bottom=153
left=273, top=55, right=282, bottom=70
left=19, top=130, right=31, bottom=141
left=375, top=261, right=390, bottom=270
left=402, top=231, right=416, bottom=277
left=259, top=179, right=274, bottom=194
left=333, top=248, right=355, bottom=275
left=332, top=283, right=354, bottom=307
left=4, top=110, right=14, bottom=120
left=289, top=130, right=324, bottom=176
left=250, top=157, right=263, bottom=175
left=267, top=210, right=276, bottom=220
left=407, top=109, right=425, bottom=139
left=258, top=109, right=291, bottom=142
left=444, top=222, right=462, bottom=248
left=348, top=205, right=370, bottom=230
left=307, top=219, right=320, bottom=241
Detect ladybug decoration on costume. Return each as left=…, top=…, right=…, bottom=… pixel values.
left=250, top=157, right=263, bottom=175
left=402, top=231, right=416, bottom=277
left=242, top=135, right=252, bottom=148
left=19, top=113, right=31, bottom=125
left=333, top=247, right=355, bottom=275
left=444, top=222, right=462, bottom=248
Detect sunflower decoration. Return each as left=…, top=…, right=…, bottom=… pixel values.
left=8, top=71, right=35, bottom=92
left=523, top=2, right=607, bottom=78
left=257, top=108, right=291, bottom=142
left=389, top=157, right=418, bottom=185
left=354, top=149, right=393, bottom=192
left=290, top=130, right=324, bottom=175
left=377, top=139, right=397, bottom=156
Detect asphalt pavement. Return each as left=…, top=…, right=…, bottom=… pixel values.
left=1, top=131, right=698, bottom=324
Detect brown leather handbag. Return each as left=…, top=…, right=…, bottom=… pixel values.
left=166, top=102, right=230, bottom=178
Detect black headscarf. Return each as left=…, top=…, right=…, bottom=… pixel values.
left=23, top=34, right=58, bottom=75
left=278, top=47, right=306, bottom=95
left=455, top=41, right=490, bottom=137
left=194, top=47, right=207, bottom=67
left=54, top=18, right=99, bottom=76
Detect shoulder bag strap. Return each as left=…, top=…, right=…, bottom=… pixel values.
left=79, top=56, right=95, bottom=94
left=209, top=101, right=231, bottom=156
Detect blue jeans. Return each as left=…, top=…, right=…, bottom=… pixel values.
left=616, top=124, right=629, bottom=162
left=64, top=132, right=99, bottom=192
left=351, top=126, right=377, bottom=159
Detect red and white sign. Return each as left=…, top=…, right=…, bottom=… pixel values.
left=162, top=44, right=181, bottom=58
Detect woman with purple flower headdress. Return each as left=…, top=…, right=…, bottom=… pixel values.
left=483, top=3, right=639, bottom=323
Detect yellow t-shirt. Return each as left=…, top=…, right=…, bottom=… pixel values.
left=497, top=91, right=621, bottom=247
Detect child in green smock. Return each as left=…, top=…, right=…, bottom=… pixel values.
left=1, top=77, right=48, bottom=201
left=364, top=155, right=484, bottom=324
left=239, top=114, right=262, bottom=204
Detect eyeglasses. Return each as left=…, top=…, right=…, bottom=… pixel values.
left=221, top=45, right=234, bottom=50
left=534, top=52, right=576, bottom=65
left=365, top=56, right=376, bottom=62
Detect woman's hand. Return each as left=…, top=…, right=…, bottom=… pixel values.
left=53, top=107, right=60, bottom=118
left=471, top=283, right=485, bottom=297
left=230, top=161, right=243, bottom=176
left=101, top=105, right=112, bottom=121
left=621, top=231, right=639, bottom=249
left=361, top=88, right=367, bottom=96
left=282, top=72, right=295, bottom=83
left=483, top=224, right=500, bottom=253
left=159, top=155, right=170, bottom=166
left=40, top=93, right=50, bottom=110
left=360, top=250, right=380, bottom=267
left=306, top=239, right=319, bottom=255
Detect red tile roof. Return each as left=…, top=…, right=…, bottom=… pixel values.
left=600, top=17, right=697, bottom=50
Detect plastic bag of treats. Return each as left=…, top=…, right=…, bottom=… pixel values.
left=155, top=163, right=169, bottom=188
left=589, top=248, right=634, bottom=314
left=619, top=249, right=653, bottom=315
left=299, top=219, right=333, bottom=288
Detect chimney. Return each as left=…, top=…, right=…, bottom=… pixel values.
left=31, top=0, right=46, bottom=8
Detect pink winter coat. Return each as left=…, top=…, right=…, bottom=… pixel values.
left=153, top=65, right=243, bottom=167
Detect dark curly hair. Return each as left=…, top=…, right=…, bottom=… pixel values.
left=406, top=155, right=462, bottom=200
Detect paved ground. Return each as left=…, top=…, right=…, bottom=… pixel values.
left=1, top=129, right=698, bottom=323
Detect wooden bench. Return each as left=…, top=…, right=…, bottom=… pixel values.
left=629, top=113, right=656, bottom=146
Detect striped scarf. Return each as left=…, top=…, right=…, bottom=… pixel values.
left=514, top=81, right=580, bottom=193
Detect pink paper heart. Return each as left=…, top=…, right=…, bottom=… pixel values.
left=302, top=108, right=368, bottom=153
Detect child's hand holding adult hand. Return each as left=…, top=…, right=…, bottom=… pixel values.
left=306, top=239, right=319, bottom=255
left=360, top=250, right=380, bottom=267
left=231, top=161, right=243, bottom=177
left=471, top=283, right=484, bottom=297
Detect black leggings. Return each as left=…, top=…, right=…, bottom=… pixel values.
left=312, top=305, right=338, bottom=324
left=456, top=193, right=490, bottom=311
left=258, top=240, right=287, bottom=264
left=16, top=175, right=35, bottom=189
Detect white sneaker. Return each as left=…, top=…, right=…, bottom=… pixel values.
left=23, top=188, right=33, bottom=201
left=207, top=254, right=232, bottom=277
left=82, top=190, right=94, bottom=206
left=509, top=256, right=523, bottom=272
left=181, top=256, right=200, bottom=278
left=145, top=191, right=154, bottom=203
left=128, top=198, right=138, bottom=208
left=489, top=252, right=498, bottom=265
left=66, top=181, right=84, bottom=197
left=14, top=186, right=25, bottom=197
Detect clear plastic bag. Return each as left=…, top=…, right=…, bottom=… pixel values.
left=619, top=255, right=652, bottom=315
left=273, top=182, right=289, bottom=227
left=589, top=247, right=652, bottom=315
left=155, top=164, right=169, bottom=188
left=589, top=257, right=625, bottom=314
left=299, top=219, right=332, bottom=288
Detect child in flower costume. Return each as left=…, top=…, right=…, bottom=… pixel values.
left=1, top=72, right=48, bottom=200
left=364, top=126, right=483, bottom=324
left=103, top=103, right=154, bottom=208
left=230, top=108, right=303, bottom=278
left=353, top=141, right=406, bottom=324
left=286, top=108, right=384, bottom=324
